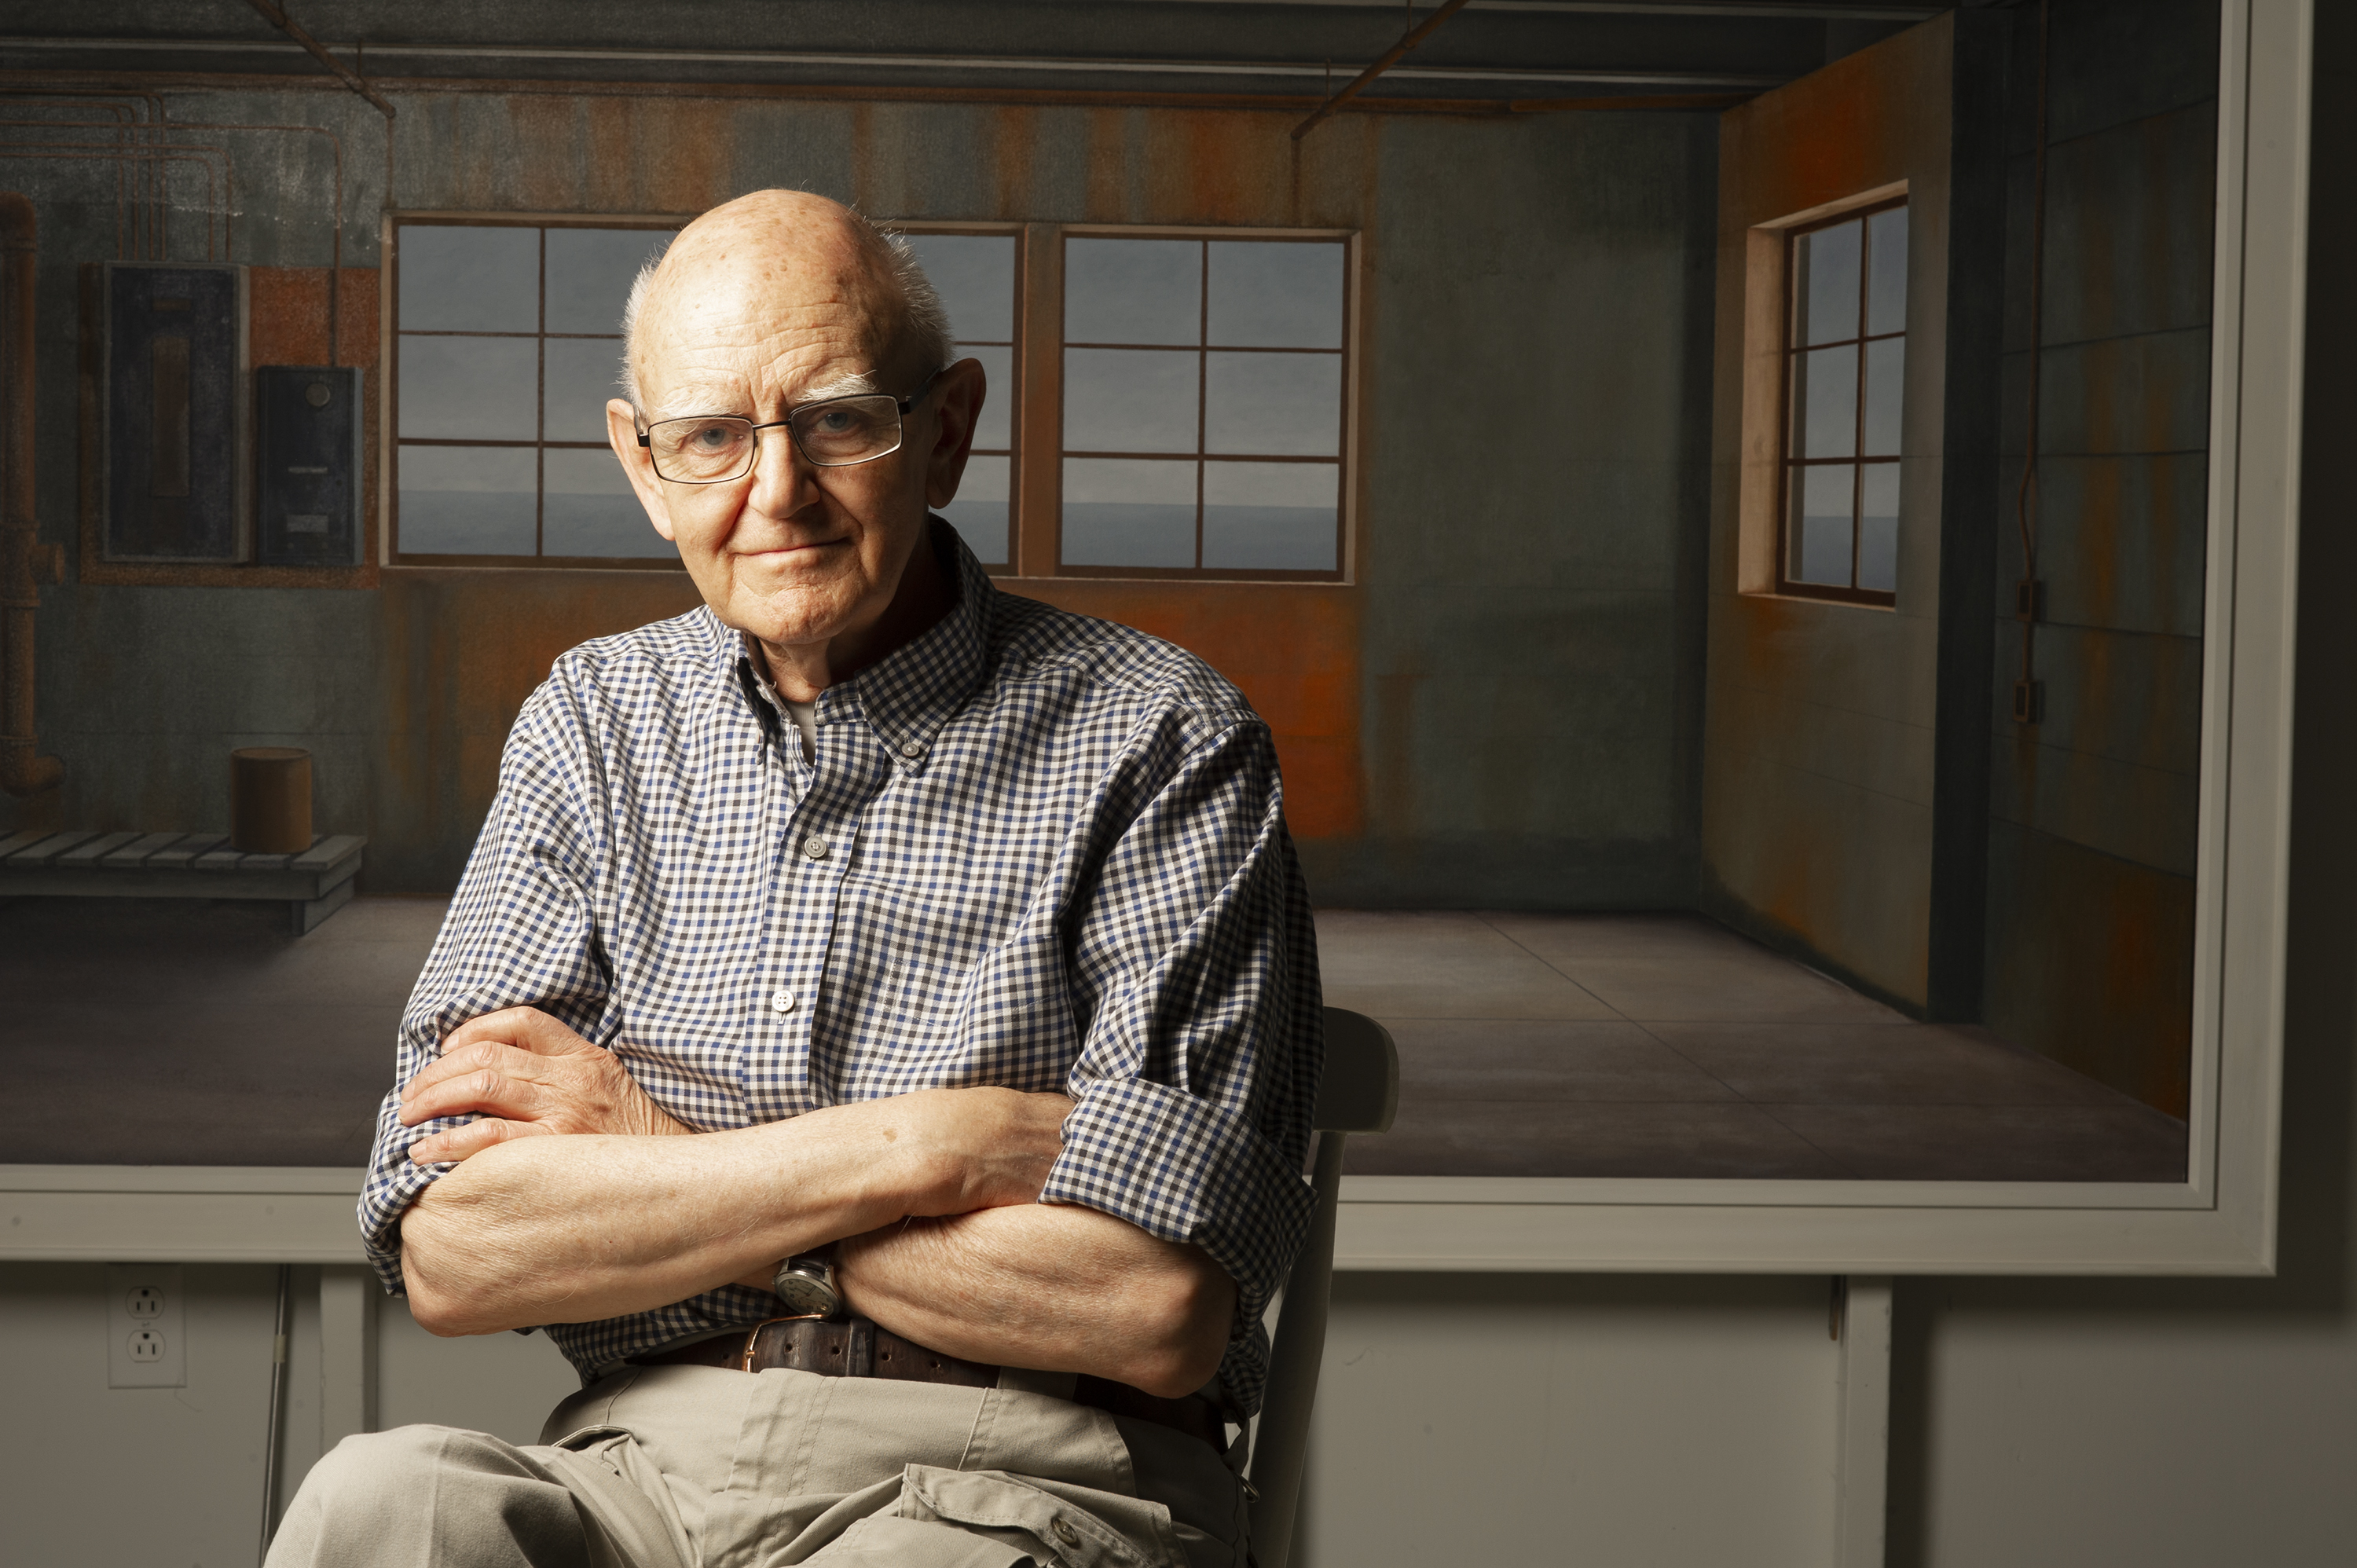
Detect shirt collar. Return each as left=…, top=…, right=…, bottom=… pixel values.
left=706, top=518, right=992, bottom=769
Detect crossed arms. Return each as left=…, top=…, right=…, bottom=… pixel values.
left=394, top=1008, right=1237, bottom=1398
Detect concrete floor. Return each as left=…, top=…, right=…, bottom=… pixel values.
left=0, top=897, right=2185, bottom=1181
left=1319, top=910, right=2188, bottom=1182
left=0, top=895, right=444, bottom=1167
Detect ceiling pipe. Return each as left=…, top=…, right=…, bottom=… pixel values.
left=1295, top=0, right=1478, bottom=139
left=0, top=191, right=63, bottom=797
left=242, top=0, right=396, bottom=120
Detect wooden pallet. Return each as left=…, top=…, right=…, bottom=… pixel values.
left=0, top=830, right=367, bottom=933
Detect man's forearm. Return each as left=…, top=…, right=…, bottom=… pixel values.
left=835, top=1203, right=1237, bottom=1398
left=398, top=1088, right=1064, bottom=1335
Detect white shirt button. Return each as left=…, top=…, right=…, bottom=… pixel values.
left=771, top=987, right=795, bottom=1014
left=802, top=834, right=830, bottom=861
left=898, top=739, right=925, bottom=760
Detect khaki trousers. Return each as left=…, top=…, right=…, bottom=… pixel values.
left=266, top=1363, right=1249, bottom=1568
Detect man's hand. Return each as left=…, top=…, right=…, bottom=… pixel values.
left=399, top=1007, right=694, bottom=1163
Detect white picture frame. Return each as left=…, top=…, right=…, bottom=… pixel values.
left=1331, top=0, right=2307, bottom=1280
left=0, top=0, right=2308, bottom=1277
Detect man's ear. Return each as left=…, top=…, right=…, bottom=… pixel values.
left=922, top=358, right=985, bottom=512
left=607, top=399, right=678, bottom=542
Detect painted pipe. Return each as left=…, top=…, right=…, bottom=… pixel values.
left=0, top=191, right=62, bottom=798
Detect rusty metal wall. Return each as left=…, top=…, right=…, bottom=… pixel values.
left=1700, top=18, right=1956, bottom=1010
left=1979, top=0, right=2218, bottom=1116
left=0, top=81, right=1715, bottom=904
left=1697, top=0, right=2215, bottom=1110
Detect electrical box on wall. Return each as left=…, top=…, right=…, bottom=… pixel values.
left=256, top=365, right=363, bottom=566
left=101, top=261, right=248, bottom=562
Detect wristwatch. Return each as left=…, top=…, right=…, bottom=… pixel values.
left=771, top=1248, right=841, bottom=1317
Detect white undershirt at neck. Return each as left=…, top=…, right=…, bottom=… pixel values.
left=782, top=698, right=816, bottom=763
left=741, top=632, right=819, bottom=763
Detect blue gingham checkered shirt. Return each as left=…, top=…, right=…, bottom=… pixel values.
left=361, top=524, right=1323, bottom=1412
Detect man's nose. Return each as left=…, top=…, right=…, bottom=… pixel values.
left=746, top=423, right=818, bottom=518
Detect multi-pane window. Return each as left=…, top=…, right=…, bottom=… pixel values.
left=902, top=232, right=1018, bottom=566
left=390, top=219, right=1354, bottom=581
left=1783, top=201, right=1906, bottom=603
left=1061, top=236, right=1347, bottom=577
left=394, top=220, right=674, bottom=562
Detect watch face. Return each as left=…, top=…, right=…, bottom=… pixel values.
left=772, top=1262, right=839, bottom=1318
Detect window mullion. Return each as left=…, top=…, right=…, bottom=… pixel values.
left=1195, top=240, right=1208, bottom=573
left=1849, top=219, right=1869, bottom=591
left=1780, top=227, right=1798, bottom=592
left=535, top=225, right=547, bottom=561
left=1016, top=223, right=1062, bottom=577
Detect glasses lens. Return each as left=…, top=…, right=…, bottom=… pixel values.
left=791, top=395, right=902, bottom=466
left=650, top=417, right=755, bottom=482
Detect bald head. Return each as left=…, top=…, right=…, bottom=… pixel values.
left=620, top=189, right=950, bottom=413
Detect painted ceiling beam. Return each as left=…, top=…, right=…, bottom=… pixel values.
left=0, top=36, right=1783, bottom=92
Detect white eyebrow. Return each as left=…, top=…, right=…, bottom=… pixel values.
left=644, top=383, right=746, bottom=422
left=643, top=370, right=882, bottom=423
left=796, top=370, right=883, bottom=403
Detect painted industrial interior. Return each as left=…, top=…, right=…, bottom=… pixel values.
left=1698, top=0, right=2214, bottom=1118
left=0, top=85, right=1714, bottom=903
left=0, top=4, right=2209, bottom=1117
left=9, top=2, right=2322, bottom=1563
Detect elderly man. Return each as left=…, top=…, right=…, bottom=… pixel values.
left=266, top=189, right=1322, bottom=1568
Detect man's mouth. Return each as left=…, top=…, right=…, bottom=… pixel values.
left=742, top=538, right=847, bottom=562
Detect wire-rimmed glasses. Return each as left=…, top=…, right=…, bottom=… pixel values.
left=637, top=371, right=940, bottom=483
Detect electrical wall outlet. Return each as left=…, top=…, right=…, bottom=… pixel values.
left=106, top=1264, right=185, bottom=1388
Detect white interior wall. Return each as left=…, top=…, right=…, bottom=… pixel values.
left=0, top=1262, right=1853, bottom=1568
left=14, top=1253, right=2357, bottom=1566
left=1898, top=1279, right=2357, bottom=1566
left=1300, top=1273, right=1843, bottom=1566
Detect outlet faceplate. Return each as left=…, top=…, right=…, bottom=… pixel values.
left=106, top=1264, right=185, bottom=1388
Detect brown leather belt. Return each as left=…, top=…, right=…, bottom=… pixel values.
left=633, top=1316, right=1227, bottom=1456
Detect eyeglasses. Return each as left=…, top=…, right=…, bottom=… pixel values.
left=636, top=371, right=940, bottom=484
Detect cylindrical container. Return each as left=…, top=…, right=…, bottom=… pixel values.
left=231, top=746, right=313, bottom=853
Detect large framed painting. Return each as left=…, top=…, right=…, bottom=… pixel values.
left=0, top=0, right=2309, bottom=1283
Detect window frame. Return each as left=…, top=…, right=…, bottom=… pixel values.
left=1048, top=225, right=1357, bottom=584
left=1774, top=195, right=1908, bottom=608
left=383, top=215, right=1361, bottom=584
left=886, top=220, right=1028, bottom=573
left=385, top=211, right=688, bottom=572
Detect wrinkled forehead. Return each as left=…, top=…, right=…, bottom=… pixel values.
left=634, top=226, right=897, bottom=414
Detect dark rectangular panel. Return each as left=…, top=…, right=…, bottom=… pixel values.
left=255, top=365, right=364, bottom=566
left=104, top=262, right=246, bottom=562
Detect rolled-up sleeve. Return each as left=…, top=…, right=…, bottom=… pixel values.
left=357, top=684, right=613, bottom=1296
left=1039, top=715, right=1325, bottom=1404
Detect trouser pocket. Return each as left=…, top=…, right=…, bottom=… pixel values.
left=544, top=1423, right=698, bottom=1568
left=822, top=1464, right=1167, bottom=1568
